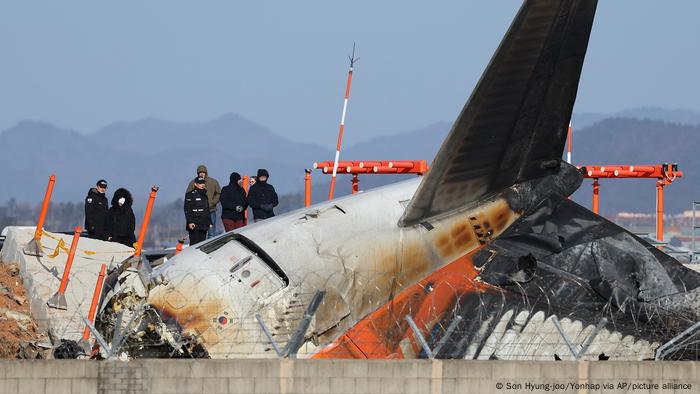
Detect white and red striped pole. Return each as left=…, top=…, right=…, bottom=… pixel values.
left=566, top=121, right=572, bottom=164
left=329, top=44, right=358, bottom=200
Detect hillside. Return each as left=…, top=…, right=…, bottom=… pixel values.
left=1, top=115, right=698, bottom=216
left=570, top=118, right=700, bottom=214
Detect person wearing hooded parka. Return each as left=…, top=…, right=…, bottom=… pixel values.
left=220, top=172, right=248, bottom=232
left=106, top=188, right=136, bottom=248
left=247, top=168, right=278, bottom=222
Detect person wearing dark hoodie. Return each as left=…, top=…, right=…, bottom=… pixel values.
left=106, top=188, right=136, bottom=248
left=185, top=165, right=221, bottom=238
left=85, top=179, right=109, bottom=240
left=220, top=172, right=248, bottom=232
left=247, top=169, right=278, bottom=222
left=184, top=177, right=212, bottom=245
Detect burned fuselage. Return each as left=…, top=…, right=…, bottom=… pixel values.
left=97, top=175, right=526, bottom=359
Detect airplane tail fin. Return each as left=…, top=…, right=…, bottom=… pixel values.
left=399, top=0, right=598, bottom=227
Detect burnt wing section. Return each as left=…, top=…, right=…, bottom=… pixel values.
left=400, top=0, right=598, bottom=226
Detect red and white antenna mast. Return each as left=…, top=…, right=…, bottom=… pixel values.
left=566, top=121, right=572, bottom=164
left=328, top=43, right=359, bottom=200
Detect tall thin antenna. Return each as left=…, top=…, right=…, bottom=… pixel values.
left=328, top=43, right=359, bottom=200
left=566, top=121, right=572, bottom=164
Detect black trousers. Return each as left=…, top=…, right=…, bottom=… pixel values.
left=188, top=229, right=208, bottom=246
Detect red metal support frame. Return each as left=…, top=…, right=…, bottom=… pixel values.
left=580, top=163, right=682, bottom=242
left=592, top=178, right=600, bottom=214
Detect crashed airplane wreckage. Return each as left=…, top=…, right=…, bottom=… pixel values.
left=94, top=0, right=700, bottom=360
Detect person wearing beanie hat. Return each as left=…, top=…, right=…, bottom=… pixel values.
left=220, top=172, right=248, bottom=232
left=248, top=168, right=278, bottom=222
left=84, top=179, right=109, bottom=240
left=184, top=176, right=212, bottom=245
left=185, top=164, right=221, bottom=238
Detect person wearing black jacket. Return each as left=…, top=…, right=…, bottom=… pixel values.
left=184, top=177, right=212, bottom=245
left=248, top=169, right=278, bottom=222
left=220, top=172, right=248, bottom=232
left=106, top=188, right=136, bottom=248
left=85, top=179, right=109, bottom=240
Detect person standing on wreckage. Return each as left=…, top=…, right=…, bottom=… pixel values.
left=84, top=179, right=109, bottom=240
left=185, top=164, right=221, bottom=238
left=184, top=177, right=212, bottom=245
left=106, top=188, right=136, bottom=248
left=247, top=168, right=278, bottom=222
left=220, top=172, right=248, bottom=231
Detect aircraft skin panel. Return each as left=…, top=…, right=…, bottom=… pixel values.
left=99, top=178, right=521, bottom=358
left=399, top=0, right=598, bottom=227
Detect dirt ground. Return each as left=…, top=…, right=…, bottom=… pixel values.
left=0, top=261, right=47, bottom=358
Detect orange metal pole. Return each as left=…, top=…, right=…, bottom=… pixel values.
left=592, top=178, right=600, bottom=214
left=33, top=174, right=56, bottom=240
left=82, top=264, right=107, bottom=340
left=305, top=169, right=312, bottom=207
left=175, top=239, right=184, bottom=254
left=58, top=227, right=80, bottom=294
left=352, top=174, right=359, bottom=194
left=657, top=180, right=664, bottom=242
left=242, top=176, right=249, bottom=225
left=134, top=186, right=158, bottom=257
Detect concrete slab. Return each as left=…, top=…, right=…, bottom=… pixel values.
left=0, top=227, right=133, bottom=343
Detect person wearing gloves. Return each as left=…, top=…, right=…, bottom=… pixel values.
left=184, top=177, right=212, bottom=245
left=220, top=172, right=248, bottom=232
left=185, top=164, right=221, bottom=238
left=247, top=169, right=278, bottom=222
left=84, top=179, right=110, bottom=240
left=106, top=188, right=136, bottom=248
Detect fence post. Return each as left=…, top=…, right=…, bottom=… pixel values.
left=134, top=186, right=158, bottom=257
left=305, top=169, right=312, bottom=207
left=23, top=174, right=56, bottom=256
left=80, top=264, right=107, bottom=346
left=47, top=226, right=81, bottom=310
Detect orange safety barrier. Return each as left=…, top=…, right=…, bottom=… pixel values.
left=134, top=186, right=158, bottom=257
left=47, top=226, right=81, bottom=310
left=82, top=264, right=107, bottom=341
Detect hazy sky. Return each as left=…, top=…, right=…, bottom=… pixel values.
left=1, top=1, right=698, bottom=146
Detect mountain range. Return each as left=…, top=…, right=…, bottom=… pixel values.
left=1, top=107, right=699, bottom=215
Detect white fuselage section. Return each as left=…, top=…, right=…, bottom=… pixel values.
left=147, top=178, right=518, bottom=358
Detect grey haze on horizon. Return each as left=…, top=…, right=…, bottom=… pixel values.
left=1, top=1, right=698, bottom=147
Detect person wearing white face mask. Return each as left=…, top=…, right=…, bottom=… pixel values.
left=106, top=188, right=136, bottom=248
